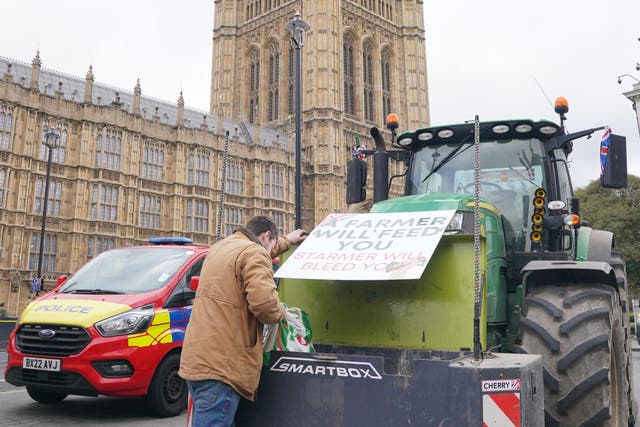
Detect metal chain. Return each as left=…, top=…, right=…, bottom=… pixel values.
left=216, top=130, right=231, bottom=241
left=473, top=115, right=482, bottom=360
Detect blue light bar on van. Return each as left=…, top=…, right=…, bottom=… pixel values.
left=148, top=237, right=194, bottom=245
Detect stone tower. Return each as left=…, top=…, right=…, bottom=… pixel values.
left=210, top=0, right=430, bottom=227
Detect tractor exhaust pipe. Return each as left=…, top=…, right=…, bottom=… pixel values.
left=370, top=127, right=389, bottom=203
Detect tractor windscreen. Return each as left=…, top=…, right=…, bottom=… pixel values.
left=408, top=138, right=547, bottom=249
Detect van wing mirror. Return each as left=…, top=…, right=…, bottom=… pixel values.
left=189, top=276, right=200, bottom=291
left=346, top=157, right=367, bottom=204
left=165, top=289, right=196, bottom=308
left=601, top=134, right=627, bottom=188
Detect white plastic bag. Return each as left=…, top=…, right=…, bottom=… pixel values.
left=264, top=306, right=314, bottom=358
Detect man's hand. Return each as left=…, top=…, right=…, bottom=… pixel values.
left=286, top=229, right=308, bottom=245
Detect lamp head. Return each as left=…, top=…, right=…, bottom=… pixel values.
left=286, top=11, right=310, bottom=37
left=44, top=130, right=60, bottom=148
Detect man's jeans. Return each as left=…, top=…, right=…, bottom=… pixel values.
left=186, top=379, right=240, bottom=427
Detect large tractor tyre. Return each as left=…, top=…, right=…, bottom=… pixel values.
left=146, top=353, right=188, bottom=418
left=610, top=248, right=638, bottom=425
left=26, top=386, right=68, bottom=404
left=519, top=283, right=628, bottom=426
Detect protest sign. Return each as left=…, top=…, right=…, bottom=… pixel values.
left=274, top=210, right=456, bottom=281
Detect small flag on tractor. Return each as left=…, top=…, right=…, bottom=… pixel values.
left=600, top=127, right=611, bottom=175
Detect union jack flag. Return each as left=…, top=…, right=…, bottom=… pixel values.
left=600, top=127, right=611, bottom=175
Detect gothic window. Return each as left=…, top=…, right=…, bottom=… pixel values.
left=186, top=199, right=209, bottom=233
left=264, top=165, right=284, bottom=200
left=29, top=233, right=57, bottom=272
left=0, top=168, right=5, bottom=207
left=91, top=184, right=119, bottom=221
left=248, top=50, right=260, bottom=123
left=271, top=211, right=284, bottom=234
left=0, top=107, right=12, bottom=150
left=226, top=161, right=244, bottom=195
left=95, top=128, right=122, bottom=171
left=381, top=51, right=392, bottom=121
left=139, top=193, right=162, bottom=229
left=224, top=207, right=244, bottom=237
left=34, top=178, right=62, bottom=217
left=363, top=43, right=374, bottom=122
left=268, top=44, right=280, bottom=122
left=288, top=46, right=295, bottom=116
left=87, top=237, right=115, bottom=259
left=39, top=123, right=67, bottom=163
left=141, top=142, right=164, bottom=180
left=188, top=150, right=210, bottom=186
left=343, top=35, right=355, bottom=116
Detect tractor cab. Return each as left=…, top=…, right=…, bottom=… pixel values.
left=403, top=120, right=554, bottom=253
left=395, top=118, right=627, bottom=256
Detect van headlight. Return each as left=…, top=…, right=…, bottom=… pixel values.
left=95, top=308, right=154, bottom=337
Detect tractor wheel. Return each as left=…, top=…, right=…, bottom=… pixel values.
left=519, top=283, right=628, bottom=426
left=610, top=248, right=638, bottom=425
left=26, top=386, right=68, bottom=404
left=146, top=353, right=188, bottom=417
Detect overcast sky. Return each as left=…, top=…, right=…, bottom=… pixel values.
left=1, top=1, right=639, bottom=188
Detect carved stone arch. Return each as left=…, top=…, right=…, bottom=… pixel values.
left=246, top=43, right=261, bottom=62
left=342, top=27, right=361, bottom=47
left=263, top=37, right=281, bottom=123
left=379, top=43, right=394, bottom=58
left=361, top=37, right=377, bottom=123
left=342, top=28, right=362, bottom=118
left=361, top=35, right=379, bottom=55
left=281, top=31, right=296, bottom=118
left=379, top=44, right=395, bottom=122
left=246, top=44, right=262, bottom=124
left=263, top=35, right=280, bottom=51
left=362, top=36, right=381, bottom=78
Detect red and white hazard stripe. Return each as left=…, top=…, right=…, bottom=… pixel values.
left=483, top=392, right=521, bottom=427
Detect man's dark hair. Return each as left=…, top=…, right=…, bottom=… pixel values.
left=245, top=216, right=279, bottom=241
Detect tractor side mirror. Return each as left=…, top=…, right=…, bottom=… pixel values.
left=601, top=134, right=627, bottom=188
left=569, top=197, right=580, bottom=216
left=346, top=157, right=367, bottom=204
left=189, top=276, right=200, bottom=291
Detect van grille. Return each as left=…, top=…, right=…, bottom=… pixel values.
left=16, top=324, right=91, bottom=356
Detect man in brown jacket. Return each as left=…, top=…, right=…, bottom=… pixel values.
left=179, top=215, right=306, bottom=426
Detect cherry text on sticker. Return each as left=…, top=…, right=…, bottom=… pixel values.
left=481, top=379, right=521, bottom=392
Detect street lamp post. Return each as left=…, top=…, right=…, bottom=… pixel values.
left=617, top=38, right=640, bottom=138
left=36, top=129, right=59, bottom=295
left=618, top=75, right=640, bottom=138
left=619, top=75, right=640, bottom=138
left=286, top=11, right=310, bottom=230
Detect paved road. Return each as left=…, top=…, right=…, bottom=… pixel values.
left=0, top=352, right=187, bottom=426
left=2, top=348, right=640, bottom=426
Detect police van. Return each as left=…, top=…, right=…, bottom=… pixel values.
left=4, top=238, right=207, bottom=417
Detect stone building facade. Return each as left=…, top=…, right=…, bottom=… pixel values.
left=212, top=0, right=430, bottom=223
left=0, top=54, right=295, bottom=316
left=0, top=0, right=429, bottom=315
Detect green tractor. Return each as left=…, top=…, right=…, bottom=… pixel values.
left=238, top=107, right=636, bottom=426
left=385, top=116, right=635, bottom=426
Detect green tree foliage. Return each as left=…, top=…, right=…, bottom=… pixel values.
left=575, top=175, right=640, bottom=288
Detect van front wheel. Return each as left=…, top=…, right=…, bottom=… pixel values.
left=146, top=353, right=187, bottom=417
left=26, top=386, right=68, bottom=404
